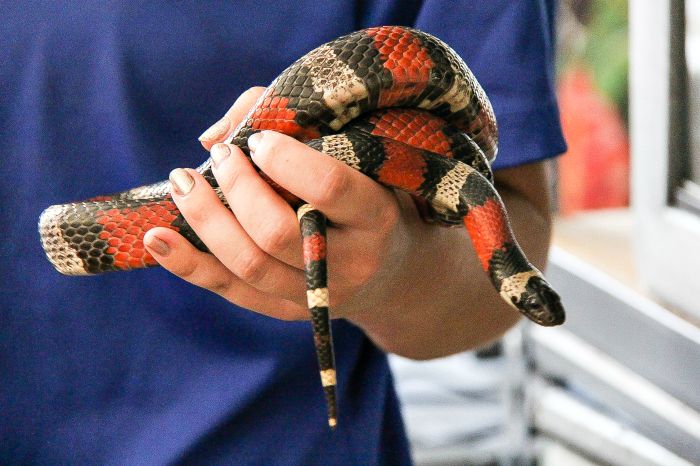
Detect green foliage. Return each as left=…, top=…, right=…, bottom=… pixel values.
left=584, top=0, right=629, bottom=115
left=559, top=0, right=629, bottom=115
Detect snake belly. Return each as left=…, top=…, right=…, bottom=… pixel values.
left=39, top=26, right=565, bottom=428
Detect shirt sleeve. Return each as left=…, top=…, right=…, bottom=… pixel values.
left=360, top=0, right=567, bottom=169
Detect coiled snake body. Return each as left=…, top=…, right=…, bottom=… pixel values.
left=39, top=26, right=565, bottom=428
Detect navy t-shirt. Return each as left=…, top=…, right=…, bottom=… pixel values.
left=0, top=1, right=565, bottom=464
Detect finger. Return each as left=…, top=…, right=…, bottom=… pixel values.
left=248, top=130, right=396, bottom=228
left=168, top=167, right=306, bottom=299
left=198, top=86, right=266, bottom=150
left=210, top=143, right=305, bottom=269
left=143, top=227, right=308, bottom=320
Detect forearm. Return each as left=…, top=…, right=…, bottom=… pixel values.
left=349, top=162, right=554, bottom=359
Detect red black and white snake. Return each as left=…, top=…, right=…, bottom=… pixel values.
left=39, top=26, right=565, bottom=429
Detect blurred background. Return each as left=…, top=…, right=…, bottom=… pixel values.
left=389, top=1, right=700, bottom=464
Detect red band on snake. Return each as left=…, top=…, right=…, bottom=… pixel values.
left=39, top=26, right=565, bottom=429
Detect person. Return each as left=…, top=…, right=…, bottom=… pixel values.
left=0, top=1, right=565, bottom=464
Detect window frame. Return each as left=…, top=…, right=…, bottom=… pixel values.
left=630, top=0, right=700, bottom=319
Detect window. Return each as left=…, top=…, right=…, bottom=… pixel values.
left=631, top=0, right=700, bottom=318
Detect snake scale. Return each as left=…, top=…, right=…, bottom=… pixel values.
left=39, top=26, right=565, bottom=429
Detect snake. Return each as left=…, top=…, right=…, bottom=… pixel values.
left=38, top=26, right=565, bottom=429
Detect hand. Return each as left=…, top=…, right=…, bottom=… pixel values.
left=143, top=87, right=418, bottom=321
left=144, top=87, right=552, bottom=358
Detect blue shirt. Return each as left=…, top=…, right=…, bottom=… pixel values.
left=0, top=1, right=565, bottom=464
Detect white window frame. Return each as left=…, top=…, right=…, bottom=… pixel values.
left=630, top=0, right=700, bottom=319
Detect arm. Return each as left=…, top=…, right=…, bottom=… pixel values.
left=143, top=88, right=555, bottom=360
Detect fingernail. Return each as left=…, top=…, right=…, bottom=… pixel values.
left=211, top=143, right=231, bottom=168
left=199, top=117, right=230, bottom=142
left=247, top=131, right=263, bottom=152
left=145, top=234, right=170, bottom=256
left=169, top=168, right=195, bottom=196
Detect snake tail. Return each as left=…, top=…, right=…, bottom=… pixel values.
left=297, top=204, right=338, bottom=429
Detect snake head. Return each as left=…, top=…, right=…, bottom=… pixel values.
left=500, top=272, right=565, bottom=326
left=519, top=275, right=565, bottom=326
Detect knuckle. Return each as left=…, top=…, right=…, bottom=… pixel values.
left=224, top=87, right=268, bottom=126
left=232, top=247, right=268, bottom=285
left=172, top=257, right=199, bottom=281
left=244, top=86, right=266, bottom=98
left=215, top=163, right=243, bottom=198
left=208, top=274, right=234, bottom=295
left=183, top=204, right=208, bottom=225
left=358, top=258, right=381, bottom=283
left=236, top=87, right=265, bottom=108
left=375, top=200, right=400, bottom=234
left=317, top=164, right=350, bottom=203
left=253, top=132, right=279, bottom=160
left=170, top=253, right=228, bottom=292
left=258, top=221, right=296, bottom=256
left=346, top=256, right=381, bottom=288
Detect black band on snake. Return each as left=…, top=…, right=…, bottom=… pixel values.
left=38, top=26, right=565, bottom=429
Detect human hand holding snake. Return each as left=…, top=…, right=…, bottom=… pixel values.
left=39, top=27, right=565, bottom=428
left=144, top=86, right=420, bottom=323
